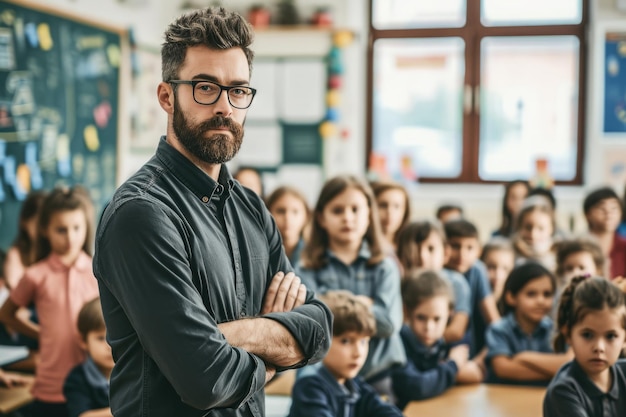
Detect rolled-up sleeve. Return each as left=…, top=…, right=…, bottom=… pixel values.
left=95, top=199, right=266, bottom=410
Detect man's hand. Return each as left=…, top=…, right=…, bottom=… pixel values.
left=261, top=272, right=306, bottom=315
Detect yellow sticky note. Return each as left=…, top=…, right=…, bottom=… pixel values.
left=84, top=125, right=100, bottom=151
left=38, top=23, right=53, bottom=51
left=16, top=164, right=31, bottom=193
left=107, top=44, right=121, bottom=68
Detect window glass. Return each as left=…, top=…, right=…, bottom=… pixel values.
left=372, top=0, right=466, bottom=29
left=372, top=38, right=465, bottom=179
left=481, top=0, right=582, bottom=26
left=478, top=36, right=580, bottom=181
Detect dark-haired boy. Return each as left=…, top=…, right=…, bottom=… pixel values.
left=444, top=219, right=500, bottom=356
left=288, top=291, right=403, bottom=417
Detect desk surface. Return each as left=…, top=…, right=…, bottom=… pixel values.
left=404, top=384, right=546, bottom=417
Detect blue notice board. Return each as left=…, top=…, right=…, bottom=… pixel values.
left=604, top=32, right=626, bottom=133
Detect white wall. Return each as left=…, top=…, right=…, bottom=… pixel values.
left=19, top=0, right=626, bottom=242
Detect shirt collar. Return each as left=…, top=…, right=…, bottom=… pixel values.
left=155, top=136, right=235, bottom=203
left=571, top=360, right=620, bottom=400
left=48, top=251, right=92, bottom=272
left=400, top=324, right=445, bottom=356
left=82, top=356, right=109, bottom=389
left=327, top=241, right=371, bottom=263
left=504, top=312, right=553, bottom=337
left=319, top=365, right=361, bottom=404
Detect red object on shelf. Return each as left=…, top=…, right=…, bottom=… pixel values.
left=312, top=8, right=333, bottom=28
left=248, top=7, right=271, bottom=29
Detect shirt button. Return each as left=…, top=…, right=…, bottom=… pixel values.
left=240, top=311, right=246, bottom=317
left=201, top=196, right=209, bottom=203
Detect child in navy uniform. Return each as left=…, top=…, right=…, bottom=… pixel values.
left=63, top=298, right=113, bottom=417
left=392, top=270, right=482, bottom=410
left=543, top=276, right=626, bottom=417
left=288, top=290, right=403, bottom=417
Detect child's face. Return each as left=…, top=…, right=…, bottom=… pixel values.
left=586, top=198, right=622, bottom=233
left=235, top=170, right=263, bottom=196
left=519, top=210, right=553, bottom=251
left=562, top=251, right=599, bottom=283
left=318, top=188, right=370, bottom=247
left=269, top=194, right=308, bottom=244
left=406, top=295, right=450, bottom=347
left=446, top=236, right=480, bottom=274
left=567, top=307, right=626, bottom=382
left=411, top=231, right=446, bottom=270
left=82, top=329, right=114, bottom=375
left=438, top=208, right=462, bottom=224
left=324, top=331, right=370, bottom=384
left=376, top=189, right=406, bottom=238
left=44, top=209, right=87, bottom=262
left=505, top=275, right=554, bottom=326
left=483, top=249, right=515, bottom=299
left=506, top=183, right=528, bottom=218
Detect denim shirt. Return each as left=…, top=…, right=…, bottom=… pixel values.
left=297, top=243, right=406, bottom=379
left=288, top=365, right=403, bottom=417
left=544, top=359, right=626, bottom=417
left=94, top=138, right=332, bottom=417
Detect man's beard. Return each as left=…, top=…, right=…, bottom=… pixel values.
left=172, top=99, right=244, bottom=165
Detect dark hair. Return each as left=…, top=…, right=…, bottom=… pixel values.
left=13, top=190, right=47, bottom=267
left=436, top=204, right=463, bottom=222
left=319, top=290, right=376, bottom=337
left=498, top=262, right=556, bottom=315
left=301, top=175, right=385, bottom=269
left=528, top=187, right=557, bottom=210
left=396, top=220, right=446, bottom=272
left=371, top=181, right=411, bottom=245
left=583, top=186, right=621, bottom=215
left=554, top=276, right=626, bottom=352
left=265, top=186, right=310, bottom=218
left=36, top=186, right=95, bottom=261
left=77, top=297, right=106, bottom=341
left=0, top=249, right=6, bottom=280
left=401, top=269, right=454, bottom=312
left=162, top=7, right=255, bottom=81
left=480, top=237, right=514, bottom=262
left=554, top=237, right=604, bottom=278
left=497, top=180, right=530, bottom=237
left=443, top=219, right=479, bottom=240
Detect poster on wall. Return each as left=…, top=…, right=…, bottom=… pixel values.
left=604, top=32, right=626, bottom=133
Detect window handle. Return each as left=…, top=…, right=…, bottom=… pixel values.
left=474, top=85, right=480, bottom=115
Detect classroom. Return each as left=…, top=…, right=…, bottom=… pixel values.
left=0, top=0, right=625, bottom=416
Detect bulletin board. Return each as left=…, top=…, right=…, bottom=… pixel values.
left=0, top=0, right=125, bottom=249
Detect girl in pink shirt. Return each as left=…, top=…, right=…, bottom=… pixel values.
left=0, top=186, right=100, bottom=417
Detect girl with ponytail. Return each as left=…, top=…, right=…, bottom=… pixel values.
left=544, top=276, right=626, bottom=416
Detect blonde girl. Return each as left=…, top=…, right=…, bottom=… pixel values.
left=297, top=175, right=404, bottom=398
left=0, top=186, right=100, bottom=417
left=512, top=196, right=558, bottom=271
left=371, top=181, right=411, bottom=254
left=266, top=186, right=310, bottom=266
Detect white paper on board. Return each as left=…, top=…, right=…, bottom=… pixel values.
left=237, top=124, right=283, bottom=167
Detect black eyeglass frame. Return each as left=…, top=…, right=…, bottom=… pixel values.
left=168, top=80, right=257, bottom=109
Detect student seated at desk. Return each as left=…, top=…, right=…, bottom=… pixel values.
left=392, top=270, right=483, bottom=410
left=288, top=291, right=403, bottom=417
left=486, top=263, right=572, bottom=385
left=543, top=276, right=626, bottom=417
left=63, top=298, right=113, bottom=417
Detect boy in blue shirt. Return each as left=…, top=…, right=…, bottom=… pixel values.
left=288, top=291, right=402, bottom=417
left=444, top=219, right=501, bottom=357
left=63, top=298, right=112, bottom=417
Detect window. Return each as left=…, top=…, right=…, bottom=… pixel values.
left=368, top=0, right=588, bottom=183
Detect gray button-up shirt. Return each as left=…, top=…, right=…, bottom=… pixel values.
left=94, top=138, right=331, bottom=417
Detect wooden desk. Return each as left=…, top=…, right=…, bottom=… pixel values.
left=0, top=375, right=33, bottom=414
left=404, top=384, right=545, bottom=417
left=265, top=370, right=296, bottom=396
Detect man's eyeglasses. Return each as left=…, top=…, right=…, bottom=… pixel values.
left=168, top=80, right=257, bottom=109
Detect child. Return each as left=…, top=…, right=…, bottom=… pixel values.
left=511, top=195, right=558, bottom=271
left=371, top=181, right=410, bottom=254
left=396, top=220, right=472, bottom=344
left=436, top=204, right=463, bottom=224
left=3, top=190, right=47, bottom=289
left=444, top=219, right=500, bottom=356
left=544, top=276, right=626, bottom=416
left=0, top=186, right=100, bottom=417
left=288, top=291, right=403, bottom=417
left=493, top=180, right=530, bottom=238
left=64, top=298, right=113, bottom=417
left=392, top=269, right=483, bottom=410
left=233, top=166, right=264, bottom=198
left=297, top=175, right=405, bottom=396
left=486, top=262, right=572, bottom=385
left=555, top=237, right=604, bottom=288
left=480, top=237, right=515, bottom=302
left=583, top=186, right=626, bottom=279
left=265, top=186, right=310, bottom=266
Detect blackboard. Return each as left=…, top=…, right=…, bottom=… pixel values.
left=0, top=0, right=124, bottom=250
